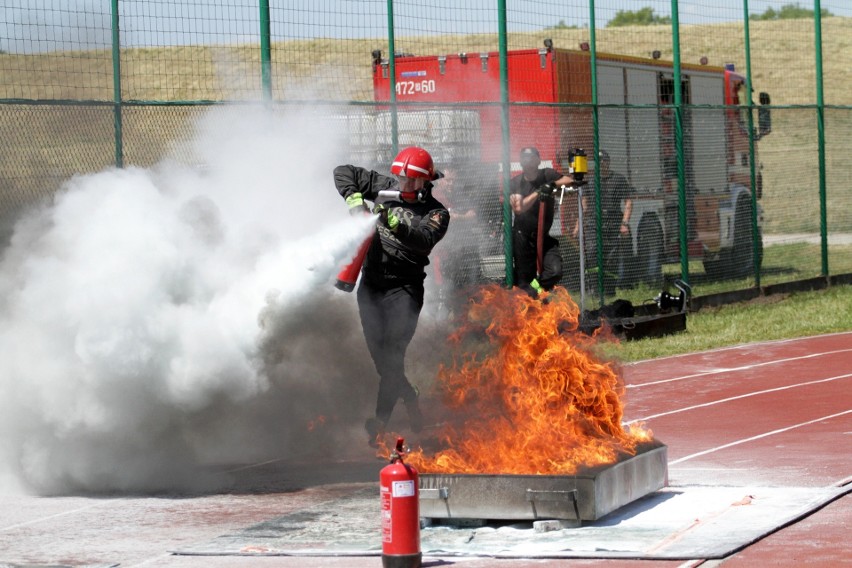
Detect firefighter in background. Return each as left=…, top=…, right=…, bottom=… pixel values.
left=334, top=147, right=450, bottom=447
left=572, top=149, right=634, bottom=294
left=509, top=146, right=573, bottom=296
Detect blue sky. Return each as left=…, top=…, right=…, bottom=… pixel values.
left=2, top=1, right=850, bottom=53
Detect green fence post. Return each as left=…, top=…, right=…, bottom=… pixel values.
left=110, top=0, right=123, bottom=168
left=743, top=0, right=760, bottom=287
left=387, top=0, right=399, bottom=155
left=590, top=0, right=604, bottom=303
left=814, top=0, right=828, bottom=276
left=671, top=0, right=688, bottom=284
left=498, top=0, right=513, bottom=287
left=259, top=0, right=272, bottom=102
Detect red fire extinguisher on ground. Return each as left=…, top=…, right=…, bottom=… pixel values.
left=380, top=437, right=421, bottom=568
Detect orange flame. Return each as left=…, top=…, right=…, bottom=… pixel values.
left=307, top=415, right=327, bottom=432
left=407, top=285, right=651, bottom=474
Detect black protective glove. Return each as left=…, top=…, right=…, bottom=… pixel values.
left=536, top=182, right=557, bottom=201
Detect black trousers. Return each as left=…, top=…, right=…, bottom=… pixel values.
left=602, top=221, right=630, bottom=291
left=357, top=279, right=424, bottom=424
left=513, top=230, right=563, bottom=295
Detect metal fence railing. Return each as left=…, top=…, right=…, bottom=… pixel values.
left=2, top=1, right=851, bottom=309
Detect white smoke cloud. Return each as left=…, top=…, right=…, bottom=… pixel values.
left=0, top=105, right=411, bottom=495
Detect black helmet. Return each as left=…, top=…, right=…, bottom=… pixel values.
left=520, top=146, right=540, bottom=159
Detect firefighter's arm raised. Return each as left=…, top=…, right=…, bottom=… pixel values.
left=510, top=191, right=538, bottom=214
left=511, top=173, right=574, bottom=214
left=553, top=174, right=574, bottom=188
left=333, top=164, right=396, bottom=211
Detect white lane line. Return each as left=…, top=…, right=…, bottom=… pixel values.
left=626, top=373, right=852, bottom=424
left=0, top=500, right=118, bottom=532
left=835, top=475, right=852, bottom=487
left=669, top=409, right=852, bottom=465
left=627, top=348, right=852, bottom=389
left=674, top=561, right=706, bottom=568
left=222, top=457, right=285, bottom=473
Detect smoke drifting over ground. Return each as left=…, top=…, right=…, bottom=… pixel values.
left=0, top=106, right=419, bottom=495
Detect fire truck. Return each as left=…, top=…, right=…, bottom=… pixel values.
left=369, top=42, right=772, bottom=283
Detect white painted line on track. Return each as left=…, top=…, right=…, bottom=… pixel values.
left=222, top=457, right=286, bottom=473
left=835, top=475, right=852, bottom=487
left=0, top=500, right=122, bottom=532
left=626, top=372, right=852, bottom=424
left=627, top=348, right=852, bottom=389
left=669, top=409, right=852, bottom=465
left=675, top=559, right=708, bottom=568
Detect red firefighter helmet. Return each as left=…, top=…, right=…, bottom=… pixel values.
left=391, top=147, right=441, bottom=180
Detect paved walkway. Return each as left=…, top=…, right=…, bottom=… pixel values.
left=764, top=233, right=852, bottom=246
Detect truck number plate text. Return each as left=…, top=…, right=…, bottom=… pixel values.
left=396, top=79, right=436, bottom=96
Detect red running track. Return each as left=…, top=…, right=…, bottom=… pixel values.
left=0, top=332, right=848, bottom=567
left=623, top=331, right=852, bottom=488
left=615, top=331, right=852, bottom=567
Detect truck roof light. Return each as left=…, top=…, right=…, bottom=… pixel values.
left=652, top=50, right=661, bottom=59
left=543, top=38, right=553, bottom=52
left=459, top=52, right=468, bottom=64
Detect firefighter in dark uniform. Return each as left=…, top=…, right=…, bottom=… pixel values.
left=509, top=146, right=573, bottom=296
left=572, top=149, right=634, bottom=294
left=334, top=146, right=450, bottom=446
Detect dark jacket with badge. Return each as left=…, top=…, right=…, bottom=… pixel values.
left=333, top=164, right=450, bottom=288
left=510, top=168, right=564, bottom=236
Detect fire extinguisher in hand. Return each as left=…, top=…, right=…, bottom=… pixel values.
left=380, top=437, right=421, bottom=568
left=334, top=236, right=371, bottom=292
left=335, top=190, right=406, bottom=292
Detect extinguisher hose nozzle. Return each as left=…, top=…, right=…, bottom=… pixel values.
left=334, top=279, right=356, bottom=292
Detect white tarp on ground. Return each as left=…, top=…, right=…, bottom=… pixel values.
left=175, top=482, right=848, bottom=560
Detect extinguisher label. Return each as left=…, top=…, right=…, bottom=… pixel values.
left=381, top=509, right=392, bottom=542
left=391, top=479, right=416, bottom=498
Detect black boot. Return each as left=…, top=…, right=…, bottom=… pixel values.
left=405, top=398, right=423, bottom=433
left=364, top=417, right=385, bottom=448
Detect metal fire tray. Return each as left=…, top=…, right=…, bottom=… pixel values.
left=419, top=439, right=667, bottom=523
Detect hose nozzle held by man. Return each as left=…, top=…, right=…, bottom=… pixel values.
left=509, top=146, right=573, bottom=297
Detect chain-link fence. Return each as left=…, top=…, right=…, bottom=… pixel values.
left=2, top=1, right=851, bottom=310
